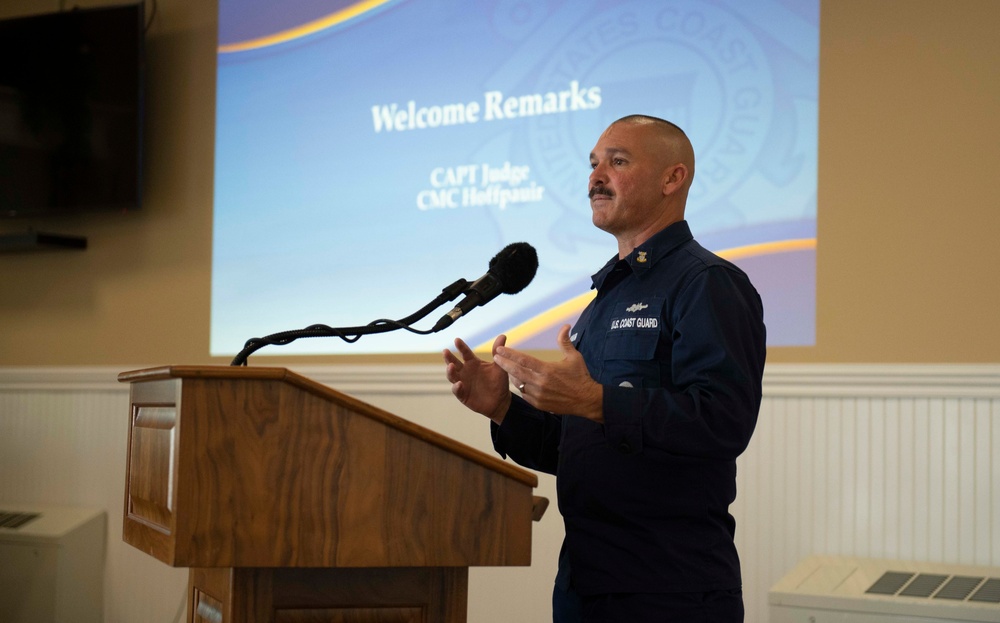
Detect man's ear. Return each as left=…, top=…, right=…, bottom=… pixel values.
left=662, top=163, right=690, bottom=196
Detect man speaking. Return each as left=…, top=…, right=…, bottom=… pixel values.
left=444, top=115, right=766, bottom=622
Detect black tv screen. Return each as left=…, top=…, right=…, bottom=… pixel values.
left=0, top=3, right=143, bottom=218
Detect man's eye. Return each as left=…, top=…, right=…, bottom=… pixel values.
left=613, top=158, right=625, bottom=165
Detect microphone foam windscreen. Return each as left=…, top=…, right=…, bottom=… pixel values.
left=489, top=242, right=538, bottom=294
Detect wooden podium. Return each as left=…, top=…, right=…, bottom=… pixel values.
left=118, top=366, right=544, bottom=623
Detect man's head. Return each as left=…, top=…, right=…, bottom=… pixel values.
left=588, top=115, right=695, bottom=252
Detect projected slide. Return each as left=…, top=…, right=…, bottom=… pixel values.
left=212, top=0, right=818, bottom=356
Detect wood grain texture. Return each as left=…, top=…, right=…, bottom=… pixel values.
left=274, top=608, right=424, bottom=623
left=120, top=366, right=535, bottom=485
left=126, top=405, right=176, bottom=531
left=189, top=567, right=468, bottom=623
left=121, top=366, right=537, bottom=569
left=123, top=378, right=181, bottom=561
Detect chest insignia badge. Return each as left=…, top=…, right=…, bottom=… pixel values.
left=625, top=302, right=648, bottom=313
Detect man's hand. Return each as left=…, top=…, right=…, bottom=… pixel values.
left=443, top=335, right=513, bottom=424
left=493, top=325, right=604, bottom=423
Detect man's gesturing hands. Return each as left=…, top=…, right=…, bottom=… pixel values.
left=443, top=334, right=512, bottom=424
left=443, top=325, right=603, bottom=425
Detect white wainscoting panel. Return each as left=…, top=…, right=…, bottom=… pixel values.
left=735, top=391, right=999, bottom=622
left=0, top=377, right=188, bottom=623
left=1, top=364, right=998, bottom=623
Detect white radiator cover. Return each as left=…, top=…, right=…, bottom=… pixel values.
left=0, top=505, right=105, bottom=623
left=770, top=555, right=1000, bottom=623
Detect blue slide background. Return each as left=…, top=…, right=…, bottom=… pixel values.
left=212, top=0, right=818, bottom=355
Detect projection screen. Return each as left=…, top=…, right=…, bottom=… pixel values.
left=212, top=0, right=818, bottom=356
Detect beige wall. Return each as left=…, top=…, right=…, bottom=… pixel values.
left=1, top=0, right=998, bottom=366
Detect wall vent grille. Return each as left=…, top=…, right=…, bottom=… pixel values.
left=899, top=573, right=948, bottom=598
left=0, top=511, right=40, bottom=530
left=866, top=571, right=1000, bottom=604
left=970, top=579, right=1000, bottom=603
left=937, top=576, right=987, bottom=601
left=866, top=571, right=914, bottom=595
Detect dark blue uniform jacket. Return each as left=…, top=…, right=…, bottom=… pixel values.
left=492, top=220, right=767, bottom=596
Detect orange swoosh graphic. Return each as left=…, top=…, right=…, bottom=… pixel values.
left=476, top=237, right=816, bottom=351
left=218, top=0, right=396, bottom=54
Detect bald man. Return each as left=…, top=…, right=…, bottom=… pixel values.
left=444, top=116, right=766, bottom=622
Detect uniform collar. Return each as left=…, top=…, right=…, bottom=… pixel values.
left=591, top=220, right=693, bottom=290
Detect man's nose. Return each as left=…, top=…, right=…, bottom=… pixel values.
left=589, top=164, right=607, bottom=187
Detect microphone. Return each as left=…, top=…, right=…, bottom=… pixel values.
left=432, top=242, right=538, bottom=332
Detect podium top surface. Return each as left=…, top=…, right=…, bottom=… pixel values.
left=119, top=365, right=537, bottom=488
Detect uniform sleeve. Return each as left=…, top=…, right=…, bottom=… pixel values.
left=602, top=264, right=766, bottom=460
left=491, top=394, right=562, bottom=475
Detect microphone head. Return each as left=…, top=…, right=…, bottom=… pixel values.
left=489, top=242, right=538, bottom=294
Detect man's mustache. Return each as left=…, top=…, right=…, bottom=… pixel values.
left=589, top=186, right=613, bottom=199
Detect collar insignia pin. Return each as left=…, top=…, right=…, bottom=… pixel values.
left=636, top=251, right=648, bottom=263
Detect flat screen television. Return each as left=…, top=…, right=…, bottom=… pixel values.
left=0, top=3, right=144, bottom=219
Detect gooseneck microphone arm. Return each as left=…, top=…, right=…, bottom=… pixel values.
left=229, top=241, right=539, bottom=367
left=230, top=278, right=469, bottom=366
